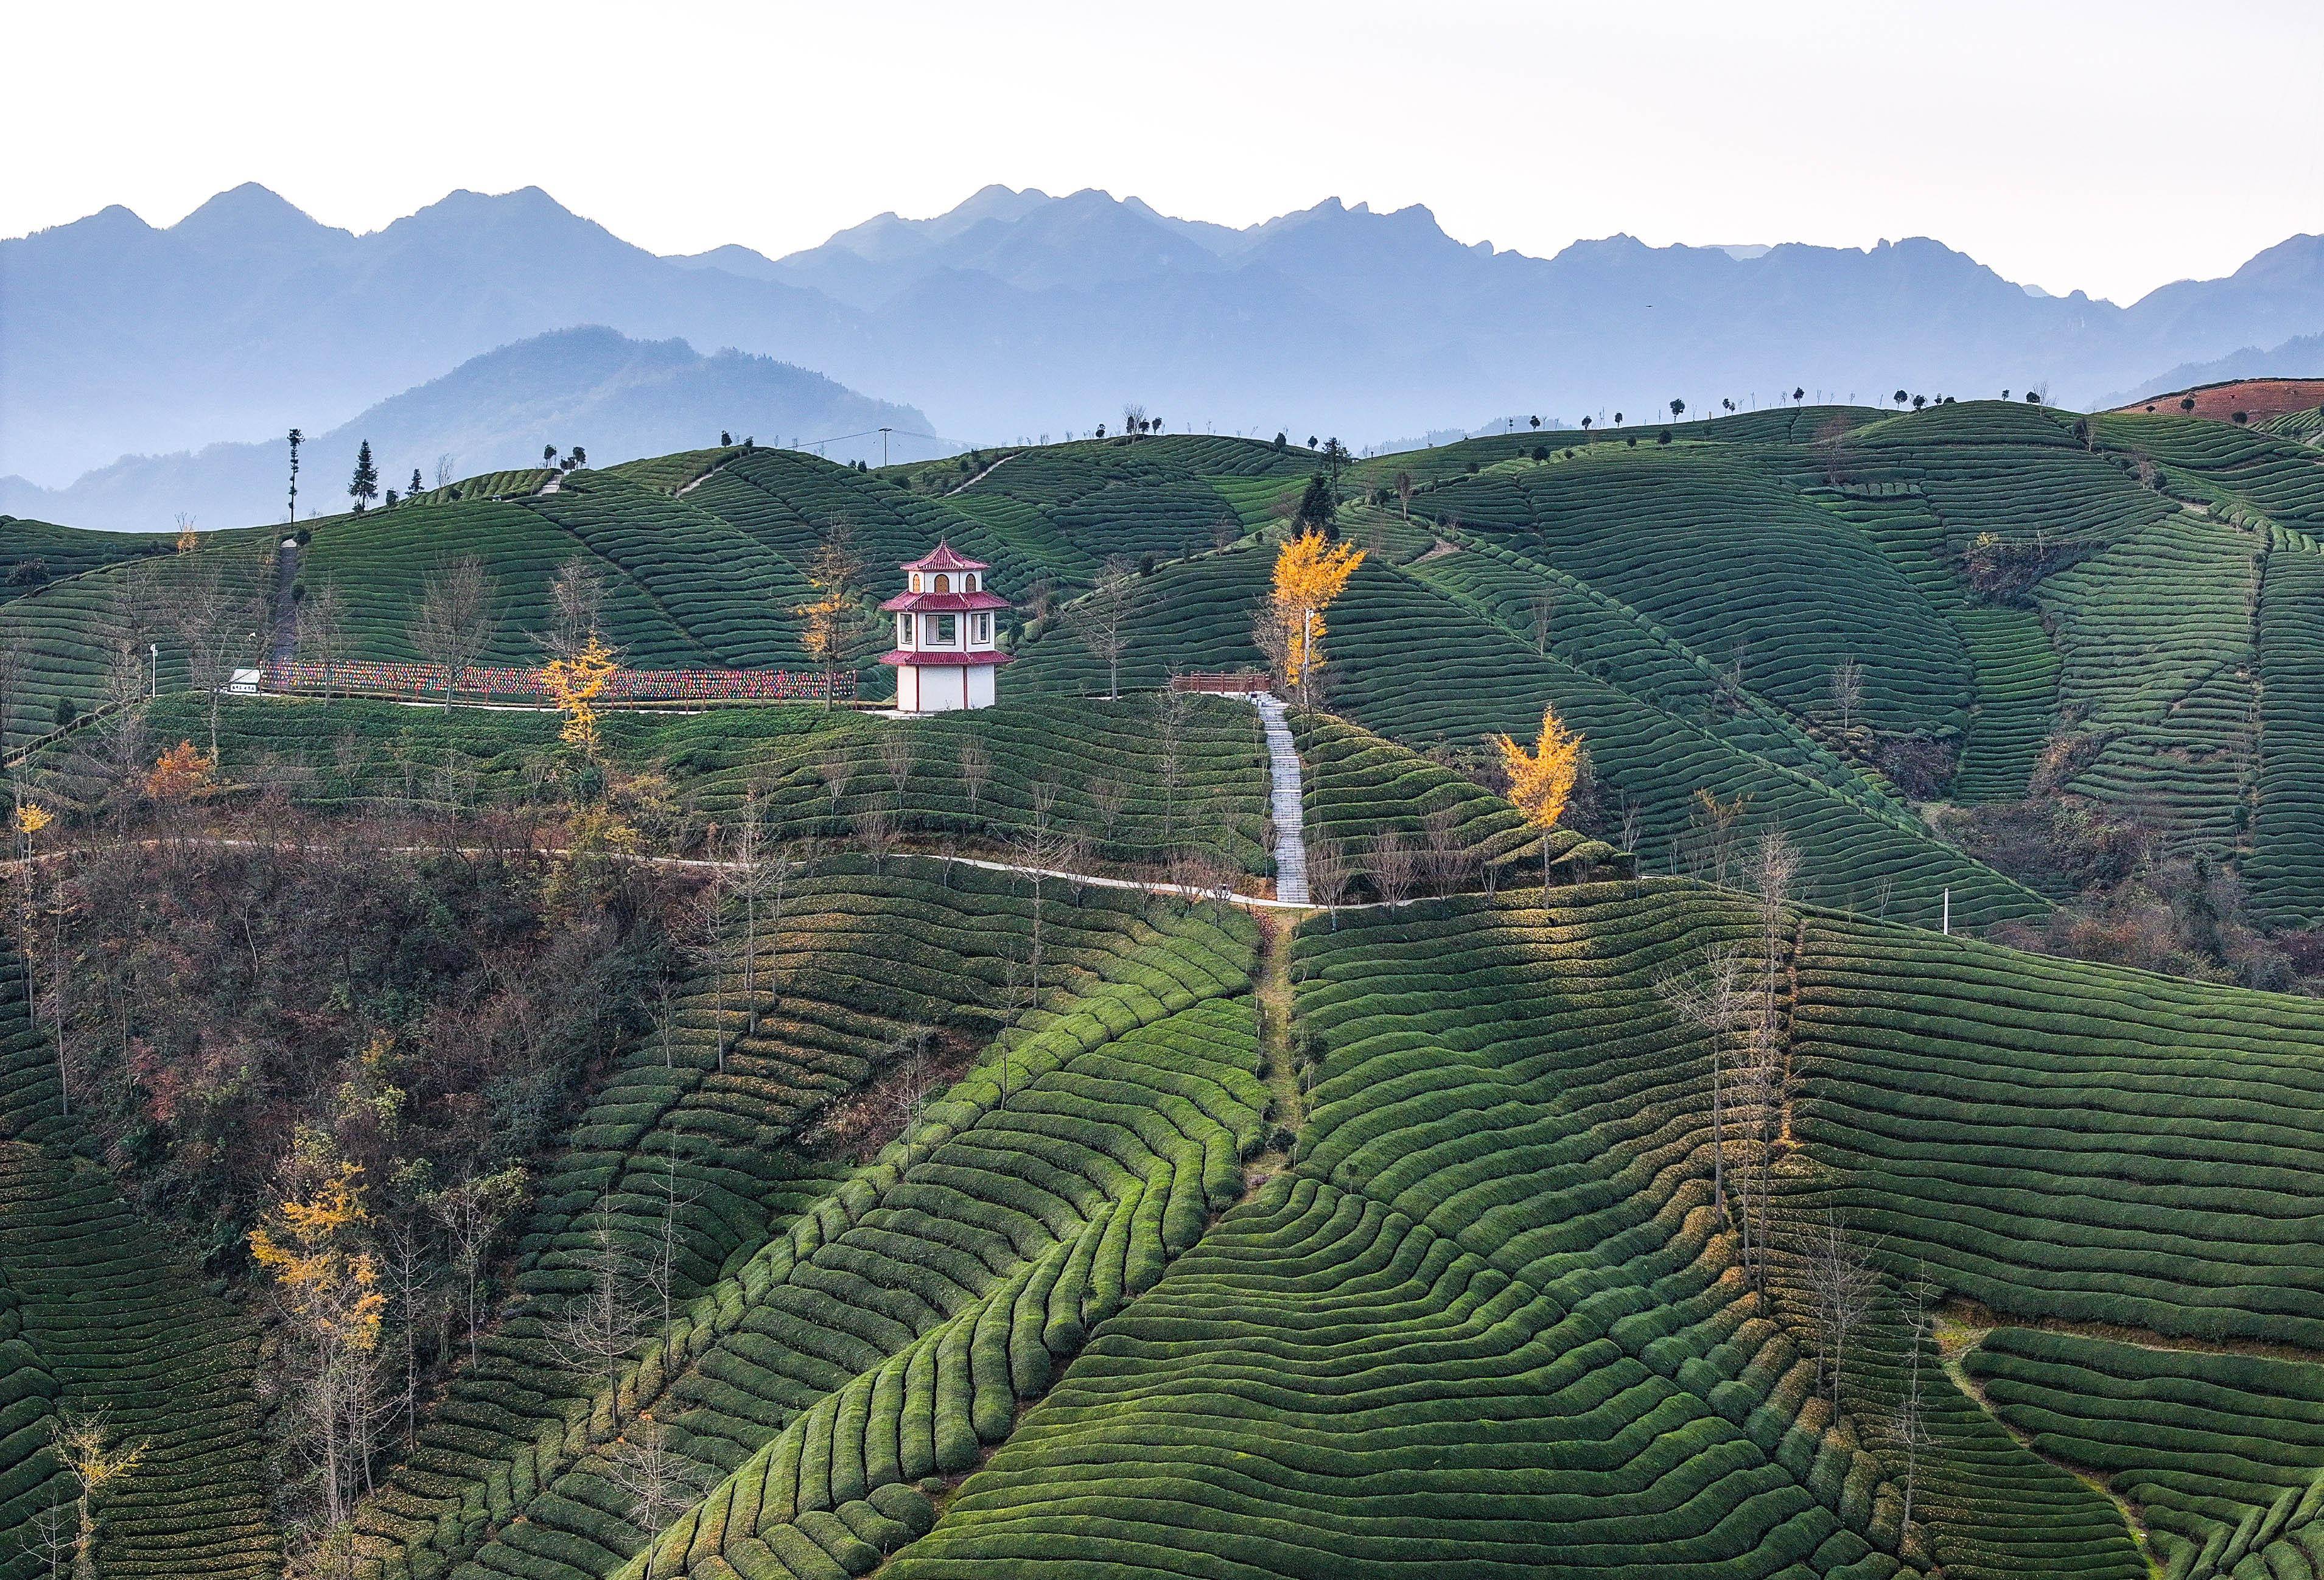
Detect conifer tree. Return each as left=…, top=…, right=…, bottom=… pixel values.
left=348, top=441, right=379, bottom=513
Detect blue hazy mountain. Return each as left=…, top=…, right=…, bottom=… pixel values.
left=7, top=181, right=2321, bottom=494
left=0, top=326, right=939, bottom=533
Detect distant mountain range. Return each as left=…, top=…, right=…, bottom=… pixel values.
left=2106, top=330, right=2324, bottom=408
left=5, top=180, right=2322, bottom=510
left=0, top=327, right=939, bottom=533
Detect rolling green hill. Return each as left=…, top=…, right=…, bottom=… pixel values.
left=7, top=402, right=2324, bottom=1579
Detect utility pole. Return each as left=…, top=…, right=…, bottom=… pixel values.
left=1942, top=888, right=1950, bottom=936
left=879, top=427, right=892, bottom=468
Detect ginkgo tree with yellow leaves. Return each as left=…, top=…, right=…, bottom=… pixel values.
left=542, top=632, right=620, bottom=756
left=1498, top=702, right=1586, bottom=891
left=250, top=1147, right=385, bottom=1531
left=1262, top=528, right=1366, bottom=715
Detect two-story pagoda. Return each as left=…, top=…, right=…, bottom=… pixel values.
left=879, top=541, right=1011, bottom=712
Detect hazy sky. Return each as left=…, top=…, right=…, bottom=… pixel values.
left=13, top=0, right=2323, bottom=304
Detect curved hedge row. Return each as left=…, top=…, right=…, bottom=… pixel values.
left=1962, top=1325, right=2324, bottom=1577
left=1012, top=549, right=2042, bottom=929
left=353, top=868, right=1259, bottom=1578
left=610, top=991, right=1267, bottom=1580
left=2032, top=514, right=2257, bottom=851
left=1418, top=448, right=1975, bottom=736
left=1790, top=913, right=2324, bottom=1348
left=0, top=951, right=278, bottom=1578
left=1813, top=490, right=2058, bottom=802
left=888, top=886, right=1924, bottom=1579
left=2247, top=541, right=2324, bottom=926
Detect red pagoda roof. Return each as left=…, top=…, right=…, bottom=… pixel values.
left=900, top=539, right=988, bottom=573
left=880, top=649, right=1013, bottom=668
left=879, top=589, right=1010, bottom=613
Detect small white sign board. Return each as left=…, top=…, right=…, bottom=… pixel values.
left=224, top=668, right=263, bottom=694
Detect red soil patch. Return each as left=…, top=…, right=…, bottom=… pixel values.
left=2113, top=377, right=2324, bottom=422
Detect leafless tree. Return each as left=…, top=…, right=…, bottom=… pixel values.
left=883, top=1030, right=933, bottom=1170
left=539, top=559, right=614, bottom=662
left=1250, top=600, right=1295, bottom=697
left=853, top=803, right=899, bottom=869
left=1893, top=1278, right=1936, bottom=1538
left=20, top=1494, right=72, bottom=1579
left=1371, top=830, right=1417, bottom=905
left=297, top=582, right=349, bottom=698
left=1733, top=1021, right=1789, bottom=1307
left=1088, top=775, right=1128, bottom=854
left=956, top=736, right=992, bottom=823
left=1619, top=799, right=1645, bottom=863
left=1829, top=656, right=1864, bottom=737
left=1748, top=828, right=1799, bottom=1029
left=1079, top=554, right=1138, bottom=699
left=173, top=548, right=267, bottom=758
left=817, top=743, right=858, bottom=825
left=1802, top=1210, right=1882, bottom=1414
left=1421, top=803, right=1472, bottom=895
left=1393, top=470, right=1416, bottom=521
left=410, top=555, right=500, bottom=708
left=377, top=1220, right=437, bottom=1450
left=429, top=1167, right=527, bottom=1368
left=435, top=453, right=457, bottom=489
left=1530, top=590, right=1555, bottom=655
left=878, top=729, right=916, bottom=814
left=1155, top=688, right=1192, bottom=848
left=545, top=1225, right=648, bottom=1404
left=604, top=1418, right=712, bottom=1539
left=1654, top=943, right=1749, bottom=1220
left=637, top=1147, right=700, bottom=1332
left=1307, top=835, right=1353, bottom=926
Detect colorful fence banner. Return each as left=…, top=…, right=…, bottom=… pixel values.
left=264, top=660, right=856, bottom=702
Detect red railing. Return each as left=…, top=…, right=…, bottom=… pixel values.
left=264, top=660, right=857, bottom=703
left=1169, top=671, right=1273, bottom=694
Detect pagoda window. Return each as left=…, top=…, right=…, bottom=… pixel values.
left=964, top=573, right=978, bottom=591
left=936, top=613, right=958, bottom=644
left=934, top=573, right=951, bottom=593
left=896, top=613, right=909, bottom=646
left=911, top=573, right=923, bottom=592
left=973, top=613, right=990, bottom=643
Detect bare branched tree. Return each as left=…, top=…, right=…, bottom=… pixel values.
left=956, top=736, right=992, bottom=823
left=1307, top=835, right=1352, bottom=926
left=298, top=582, right=349, bottom=699
left=545, top=1225, right=648, bottom=1404
left=409, top=555, right=499, bottom=708
left=817, top=743, right=858, bottom=825
left=1654, top=943, right=1749, bottom=1218
left=173, top=549, right=267, bottom=758
left=1420, top=803, right=1471, bottom=896
left=604, top=1416, right=713, bottom=1539
left=1079, top=554, right=1139, bottom=699
left=1371, top=830, right=1417, bottom=906
left=1802, top=1210, right=1882, bottom=1413
left=1829, top=655, right=1864, bottom=737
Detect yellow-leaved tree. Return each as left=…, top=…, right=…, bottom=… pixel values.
left=1497, top=702, right=1584, bottom=891
left=250, top=1155, right=385, bottom=1531
left=794, top=533, right=869, bottom=710
left=542, top=632, right=620, bottom=756
left=1265, top=529, right=1365, bottom=714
